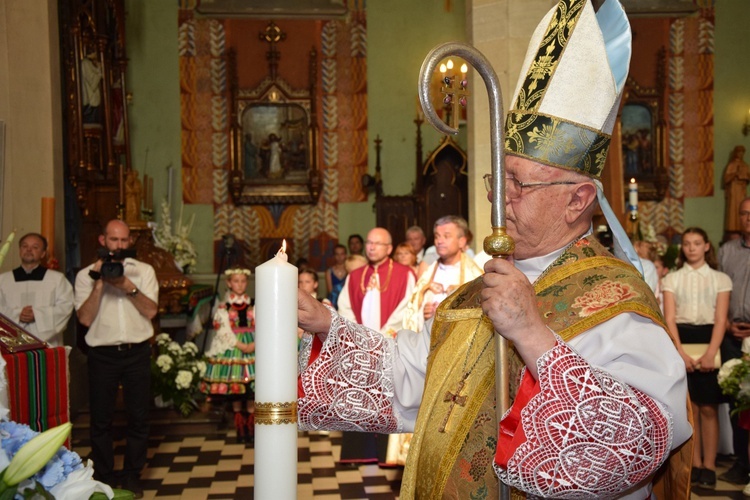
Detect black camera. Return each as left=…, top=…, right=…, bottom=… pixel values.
left=97, top=247, right=136, bottom=278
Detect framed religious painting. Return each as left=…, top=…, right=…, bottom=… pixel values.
left=229, top=47, right=320, bottom=205
left=621, top=76, right=669, bottom=202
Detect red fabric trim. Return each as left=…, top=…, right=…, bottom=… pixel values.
left=2, top=347, right=69, bottom=432
left=346, top=266, right=367, bottom=324
left=495, top=370, right=541, bottom=468
left=345, top=259, right=412, bottom=328
left=298, top=334, right=324, bottom=399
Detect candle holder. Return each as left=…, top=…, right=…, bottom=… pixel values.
left=629, top=210, right=638, bottom=222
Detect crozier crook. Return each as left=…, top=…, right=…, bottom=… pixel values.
left=418, top=42, right=514, bottom=498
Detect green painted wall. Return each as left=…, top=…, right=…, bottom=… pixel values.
left=125, top=0, right=747, bottom=268
left=338, top=0, right=467, bottom=245
left=125, top=0, right=213, bottom=273
left=688, top=0, right=750, bottom=247
left=125, top=0, right=466, bottom=271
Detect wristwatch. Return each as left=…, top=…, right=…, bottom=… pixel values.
left=126, top=287, right=139, bottom=297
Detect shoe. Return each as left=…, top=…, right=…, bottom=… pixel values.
left=742, top=480, right=750, bottom=497
left=121, top=477, right=144, bottom=499
left=698, top=468, right=716, bottom=489
left=719, top=461, right=750, bottom=484
left=691, top=467, right=701, bottom=484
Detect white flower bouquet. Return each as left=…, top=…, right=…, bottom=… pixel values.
left=152, top=200, right=198, bottom=272
left=150, top=334, right=207, bottom=417
left=718, top=357, right=750, bottom=414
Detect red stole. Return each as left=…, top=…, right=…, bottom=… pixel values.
left=346, top=258, right=412, bottom=329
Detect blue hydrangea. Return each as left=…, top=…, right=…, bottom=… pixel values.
left=0, top=421, right=83, bottom=490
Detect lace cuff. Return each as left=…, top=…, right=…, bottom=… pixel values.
left=298, top=312, right=401, bottom=433
left=205, top=308, right=236, bottom=357
left=494, top=338, right=673, bottom=497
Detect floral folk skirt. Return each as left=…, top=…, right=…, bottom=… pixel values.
left=201, top=327, right=255, bottom=395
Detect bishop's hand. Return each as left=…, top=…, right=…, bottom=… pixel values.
left=480, top=257, right=555, bottom=379
left=298, top=289, right=331, bottom=338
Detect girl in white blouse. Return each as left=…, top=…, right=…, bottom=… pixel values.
left=663, top=227, right=732, bottom=489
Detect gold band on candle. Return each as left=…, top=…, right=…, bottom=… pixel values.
left=255, top=401, right=298, bottom=425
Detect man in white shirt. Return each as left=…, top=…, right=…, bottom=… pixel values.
left=405, top=226, right=427, bottom=264
left=0, top=233, right=74, bottom=346
left=403, top=216, right=482, bottom=332
left=75, top=219, right=158, bottom=497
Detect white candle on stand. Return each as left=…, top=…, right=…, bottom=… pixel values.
left=629, top=178, right=638, bottom=211
left=254, top=241, right=298, bottom=500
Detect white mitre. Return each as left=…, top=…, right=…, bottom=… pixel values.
left=505, top=0, right=642, bottom=272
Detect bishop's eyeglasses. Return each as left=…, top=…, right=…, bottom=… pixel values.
left=483, top=174, right=578, bottom=200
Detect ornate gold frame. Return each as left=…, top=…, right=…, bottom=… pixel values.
left=229, top=44, right=320, bottom=205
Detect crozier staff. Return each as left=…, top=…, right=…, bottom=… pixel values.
left=293, top=0, right=692, bottom=498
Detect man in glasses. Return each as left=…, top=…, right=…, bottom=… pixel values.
left=295, top=0, right=691, bottom=497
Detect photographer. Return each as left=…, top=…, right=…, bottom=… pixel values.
left=74, top=219, right=158, bottom=498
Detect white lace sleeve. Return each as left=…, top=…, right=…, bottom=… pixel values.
left=495, top=339, right=674, bottom=498
left=298, top=313, right=403, bottom=434
left=205, top=308, right=236, bottom=357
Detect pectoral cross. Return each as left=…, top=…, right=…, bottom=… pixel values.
left=439, top=377, right=467, bottom=433
left=440, top=75, right=469, bottom=130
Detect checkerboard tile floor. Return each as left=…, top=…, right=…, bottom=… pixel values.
left=71, top=428, right=402, bottom=499
left=70, top=414, right=750, bottom=499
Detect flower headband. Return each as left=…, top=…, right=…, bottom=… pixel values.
left=224, top=268, right=251, bottom=277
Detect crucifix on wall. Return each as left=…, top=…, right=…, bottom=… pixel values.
left=259, top=21, right=287, bottom=81
left=440, top=62, right=469, bottom=129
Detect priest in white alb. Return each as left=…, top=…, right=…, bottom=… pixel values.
left=0, top=233, right=74, bottom=346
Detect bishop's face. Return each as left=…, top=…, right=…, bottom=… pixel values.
left=493, top=156, right=581, bottom=260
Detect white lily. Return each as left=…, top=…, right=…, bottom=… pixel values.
left=0, top=422, right=71, bottom=489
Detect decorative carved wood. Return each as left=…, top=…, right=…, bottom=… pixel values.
left=130, top=228, right=193, bottom=315
left=60, top=0, right=130, bottom=265
left=372, top=126, right=468, bottom=245
left=228, top=23, right=321, bottom=205
left=60, top=0, right=193, bottom=318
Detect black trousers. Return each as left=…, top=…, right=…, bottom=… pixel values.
left=88, top=341, right=151, bottom=484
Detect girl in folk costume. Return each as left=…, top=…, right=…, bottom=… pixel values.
left=663, top=227, right=732, bottom=488
left=201, top=267, right=256, bottom=443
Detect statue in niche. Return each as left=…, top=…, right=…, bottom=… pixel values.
left=81, top=52, right=103, bottom=125
left=723, top=145, right=750, bottom=232
left=125, top=170, right=143, bottom=223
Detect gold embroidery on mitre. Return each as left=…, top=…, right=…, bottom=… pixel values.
left=505, top=112, right=611, bottom=178
left=513, top=0, right=586, bottom=112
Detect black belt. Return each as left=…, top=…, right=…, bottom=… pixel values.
left=92, top=340, right=149, bottom=352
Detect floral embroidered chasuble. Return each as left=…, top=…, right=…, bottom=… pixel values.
left=298, top=238, right=686, bottom=498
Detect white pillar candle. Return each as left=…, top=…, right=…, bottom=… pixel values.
left=254, top=241, right=298, bottom=500
left=628, top=178, right=638, bottom=211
